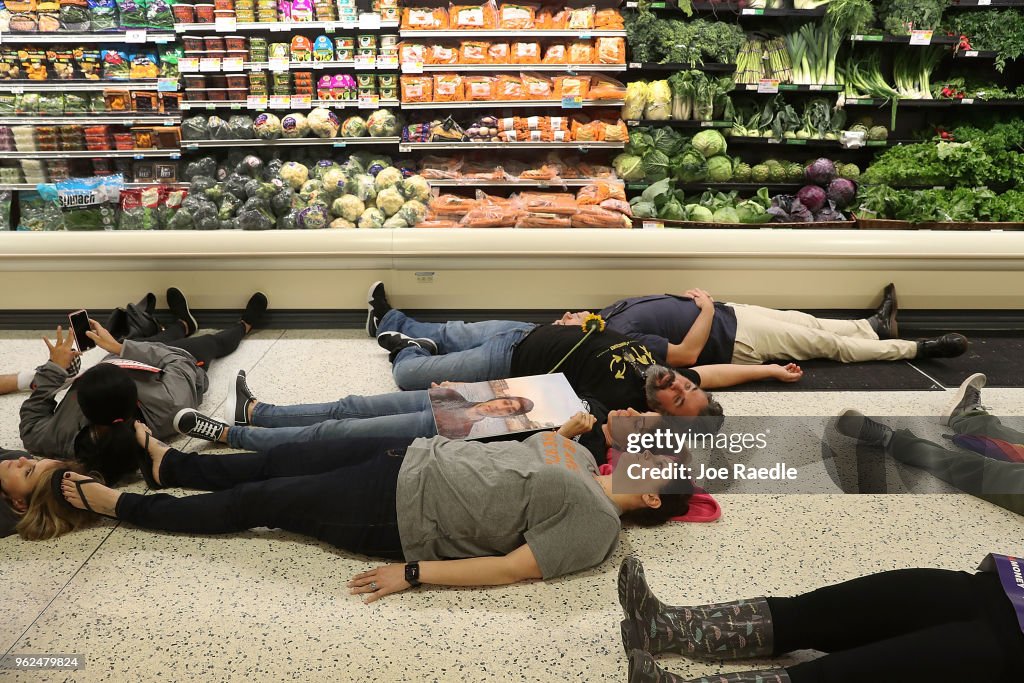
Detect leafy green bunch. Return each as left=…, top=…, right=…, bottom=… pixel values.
left=857, top=185, right=1024, bottom=223
left=945, top=8, right=1024, bottom=72
left=625, top=9, right=745, bottom=65
left=879, top=0, right=949, bottom=36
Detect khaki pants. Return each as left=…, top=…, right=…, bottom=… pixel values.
left=728, top=303, right=919, bottom=364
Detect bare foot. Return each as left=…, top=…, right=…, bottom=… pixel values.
left=60, top=472, right=120, bottom=518
left=134, top=420, right=169, bottom=486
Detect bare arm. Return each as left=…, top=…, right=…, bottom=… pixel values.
left=694, top=362, right=803, bottom=389
left=348, top=544, right=542, bottom=603
left=665, top=289, right=715, bottom=367
left=0, top=373, right=19, bottom=395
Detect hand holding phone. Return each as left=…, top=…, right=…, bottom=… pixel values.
left=68, top=309, right=97, bottom=352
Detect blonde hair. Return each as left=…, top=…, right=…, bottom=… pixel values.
left=16, top=465, right=102, bottom=541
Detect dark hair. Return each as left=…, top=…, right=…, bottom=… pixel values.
left=697, top=393, right=725, bottom=434
left=76, top=363, right=138, bottom=425
left=622, top=477, right=696, bottom=527
left=74, top=422, right=142, bottom=486
left=507, top=396, right=535, bottom=415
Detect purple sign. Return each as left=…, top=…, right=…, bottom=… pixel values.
left=978, top=553, right=1024, bottom=635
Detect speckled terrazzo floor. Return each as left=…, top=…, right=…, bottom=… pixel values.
left=1, top=329, right=1022, bottom=682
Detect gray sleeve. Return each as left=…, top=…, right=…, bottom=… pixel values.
left=524, top=505, right=620, bottom=579
left=120, top=340, right=204, bottom=407
left=18, top=361, right=70, bottom=453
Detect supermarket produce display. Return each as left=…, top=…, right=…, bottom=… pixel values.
left=3, top=0, right=1024, bottom=230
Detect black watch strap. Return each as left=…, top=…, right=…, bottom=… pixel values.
left=404, top=561, right=421, bottom=587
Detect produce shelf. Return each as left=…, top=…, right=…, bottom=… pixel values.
left=426, top=178, right=623, bottom=188
left=399, top=141, right=625, bottom=151
left=0, top=31, right=175, bottom=43
left=0, top=115, right=180, bottom=125
left=223, top=61, right=399, bottom=71
left=181, top=137, right=400, bottom=148
left=0, top=80, right=160, bottom=92
left=627, top=182, right=805, bottom=193
left=405, top=64, right=627, bottom=73
left=0, top=149, right=181, bottom=159
left=625, top=1, right=827, bottom=16
left=628, top=62, right=736, bottom=73
left=0, top=182, right=189, bottom=191
left=850, top=33, right=958, bottom=45
left=400, top=99, right=623, bottom=109
left=399, top=30, right=627, bottom=38
left=735, top=84, right=844, bottom=93
left=173, top=20, right=400, bottom=33
left=952, top=50, right=1000, bottom=60
left=726, top=136, right=893, bottom=148
left=949, top=0, right=1024, bottom=6
left=179, top=99, right=400, bottom=110
left=626, top=119, right=732, bottom=128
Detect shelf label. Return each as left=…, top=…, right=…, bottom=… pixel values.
left=700, top=121, right=715, bottom=127
left=853, top=34, right=884, bottom=42
left=649, top=1, right=665, bottom=7
left=579, top=32, right=591, bottom=39
left=269, top=57, right=290, bottom=72
left=979, top=0, right=991, bottom=5
left=324, top=22, right=336, bottom=34
left=222, top=57, right=244, bottom=71
left=378, top=55, right=399, bottom=68
left=215, top=16, right=237, bottom=32
left=626, top=119, right=639, bottom=126
left=741, top=8, right=764, bottom=15
left=199, top=57, right=222, bottom=72
left=332, top=141, right=347, bottom=148
left=910, top=30, right=933, bottom=45
left=628, top=62, right=641, bottom=69
left=641, top=221, right=664, bottom=230
left=157, top=78, right=178, bottom=92
left=184, top=143, right=199, bottom=151
left=561, top=95, right=583, bottom=109
left=169, top=152, right=181, bottom=160
left=757, top=78, right=780, bottom=94
left=291, top=95, right=312, bottom=109
left=179, top=57, right=199, bottom=73
left=358, top=12, right=381, bottom=29
left=247, top=95, right=268, bottom=109
left=401, top=61, right=424, bottom=74
left=961, top=98, right=975, bottom=104
left=809, top=84, right=823, bottom=91
left=787, top=139, right=808, bottom=145
left=358, top=94, right=380, bottom=108
left=204, top=104, right=216, bottom=110
left=355, top=54, right=376, bottom=68
left=269, top=95, right=291, bottom=108
left=963, top=50, right=978, bottom=57
left=125, top=29, right=147, bottom=43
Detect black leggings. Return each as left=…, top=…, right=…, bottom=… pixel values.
left=115, top=436, right=413, bottom=559
left=771, top=568, right=1024, bottom=683
left=137, top=323, right=245, bottom=368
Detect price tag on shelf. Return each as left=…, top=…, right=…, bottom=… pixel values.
left=269, top=57, right=290, bottom=72
left=270, top=23, right=289, bottom=31
left=700, top=121, right=715, bottom=127
left=787, top=139, right=808, bottom=145
left=355, top=54, right=376, bottom=68
left=247, top=95, right=268, bottom=109
left=169, top=152, right=181, bottom=160
left=378, top=55, right=399, bottom=68
left=269, top=95, right=291, bottom=108
left=401, top=61, right=424, bottom=74
left=641, top=221, right=664, bottom=230
left=215, top=16, right=237, bottom=32
left=358, top=94, right=380, bottom=109
left=579, top=32, right=591, bottom=39
left=332, top=141, right=347, bottom=148
left=291, top=95, right=312, bottom=109
left=964, top=50, right=978, bottom=57
left=809, top=84, right=823, bottom=91
left=125, top=29, right=147, bottom=43
left=628, top=62, right=641, bottom=69
left=133, top=154, right=145, bottom=160
left=157, top=78, right=178, bottom=92
left=853, top=34, right=884, bottom=42
left=626, top=119, right=639, bottom=126
left=910, top=30, right=933, bottom=45
left=741, top=8, right=764, bottom=15
left=324, top=21, right=336, bottom=34
left=649, top=1, right=665, bottom=7
left=961, top=98, right=975, bottom=104
left=979, top=0, right=991, bottom=5
left=757, top=78, right=780, bottom=94
left=179, top=57, right=199, bottom=73
left=561, top=95, right=583, bottom=109
left=222, top=57, right=244, bottom=71
left=358, top=12, right=381, bottom=29
left=230, top=103, right=242, bottom=109
left=199, top=57, right=222, bottom=72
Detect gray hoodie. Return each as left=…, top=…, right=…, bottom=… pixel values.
left=18, top=340, right=209, bottom=459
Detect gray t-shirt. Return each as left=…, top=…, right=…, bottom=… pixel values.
left=396, top=433, right=621, bottom=579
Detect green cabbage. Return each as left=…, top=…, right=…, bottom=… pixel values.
left=686, top=204, right=714, bottom=222
left=706, top=156, right=734, bottom=182
left=712, top=207, right=740, bottom=224
left=613, top=154, right=645, bottom=182
left=673, top=147, right=708, bottom=183
left=692, top=130, right=728, bottom=158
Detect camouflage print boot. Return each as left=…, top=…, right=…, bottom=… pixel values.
left=628, top=650, right=791, bottom=683
left=618, top=557, right=775, bottom=660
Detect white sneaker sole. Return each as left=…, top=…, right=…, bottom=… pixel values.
left=224, top=371, right=243, bottom=426
left=941, top=372, right=986, bottom=426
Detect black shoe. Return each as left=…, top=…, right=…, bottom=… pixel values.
left=224, top=369, right=257, bottom=426
left=241, top=292, right=268, bottom=331
left=376, top=331, right=438, bottom=362
left=366, top=281, right=392, bottom=337
left=137, top=292, right=156, bottom=316
left=916, top=333, right=968, bottom=359
left=173, top=408, right=228, bottom=442
left=167, top=287, right=198, bottom=336
left=835, top=409, right=894, bottom=448
left=868, top=282, right=898, bottom=339
left=942, top=372, right=987, bottom=426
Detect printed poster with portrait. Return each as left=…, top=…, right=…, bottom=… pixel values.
left=429, top=373, right=585, bottom=440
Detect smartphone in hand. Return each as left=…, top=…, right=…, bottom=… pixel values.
left=68, top=309, right=96, bottom=352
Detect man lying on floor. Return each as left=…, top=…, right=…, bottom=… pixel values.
left=835, top=373, right=1024, bottom=517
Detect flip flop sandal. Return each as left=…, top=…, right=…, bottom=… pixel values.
left=53, top=469, right=118, bottom=520
left=136, top=430, right=164, bottom=490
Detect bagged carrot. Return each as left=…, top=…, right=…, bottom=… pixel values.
left=495, top=75, right=523, bottom=99
left=488, top=42, right=510, bottom=63
left=400, top=75, right=434, bottom=103
left=553, top=75, right=591, bottom=99
left=510, top=41, right=541, bottom=64
left=450, top=0, right=497, bottom=29
left=428, top=44, right=459, bottom=65
left=568, top=41, right=593, bottom=65
left=594, top=8, right=624, bottom=29
left=542, top=44, right=567, bottom=64
left=595, top=37, right=626, bottom=64
left=398, top=42, right=427, bottom=64
left=566, top=5, right=595, bottom=29
left=402, top=7, right=448, bottom=29
left=464, top=75, right=496, bottom=100
left=433, top=74, right=465, bottom=101
left=498, top=2, right=538, bottom=29
left=521, top=72, right=553, bottom=99
left=459, top=40, right=491, bottom=64
left=587, top=73, right=626, bottom=100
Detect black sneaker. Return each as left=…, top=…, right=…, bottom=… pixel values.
left=241, top=292, right=269, bottom=331
left=915, top=333, right=968, bottom=359
left=173, top=408, right=228, bottom=442
left=366, top=281, right=392, bottom=337
left=834, top=409, right=894, bottom=448
left=376, top=331, right=438, bottom=362
left=942, top=372, right=987, bottom=426
left=224, top=369, right=257, bottom=426
left=167, top=287, right=198, bottom=336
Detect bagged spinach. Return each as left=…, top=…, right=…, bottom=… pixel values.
left=55, top=174, right=123, bottom=231
left=181, top=115, right=209, bottom=141
left=145, top=0, right=171, bottom=28
left=18, top=189, right=66, bottom=231
left=114, top=0, right=145, bottom=27
left=59, top=2, right=91, bottom=30
left=86, top=0, right=119, bottom=30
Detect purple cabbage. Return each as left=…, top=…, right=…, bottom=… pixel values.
left=769, top=195, right=814, bottom=223
left=797, top=185, right=827, bottom=212
left=814, top=200, right=847, bottom=223
left=805, top=158, right=837, bottom=186
left=826, top=178, right=857, bottom=209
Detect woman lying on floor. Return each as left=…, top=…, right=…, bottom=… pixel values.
left=51, top=422, right=692, bottom=599
left=617, top=556, right=1024, bottom=683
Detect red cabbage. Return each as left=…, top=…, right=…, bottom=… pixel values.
left=827, top=178, right=857, bottom=209
left=797, top=185, right=827, bottom=212
left=805, top=158, right=837, bottom=186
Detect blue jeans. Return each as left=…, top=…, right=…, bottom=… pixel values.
left=377, top=309, right=536, bottom=390
left=226, top=390, right=438, bottom=452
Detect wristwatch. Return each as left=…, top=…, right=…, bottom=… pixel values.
left=404, top=561, right=421, bottom=587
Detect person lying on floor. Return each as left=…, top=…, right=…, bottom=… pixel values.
left=366, top=284, right=803, bottom=404
left=553, top=284, right=968, bottom=368
left=617, top=555, right=1024, bottom=683
left=173, top=362, right=750, bottom=460
left=18, top=289, right=268, bottom=484
left=52, top=423, right=694, bottom=600
left=834, top=372, right=1024, bottom=517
